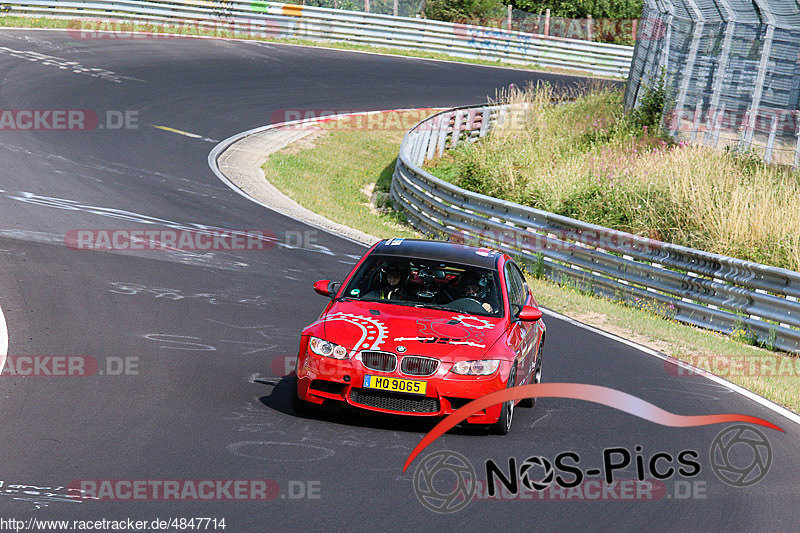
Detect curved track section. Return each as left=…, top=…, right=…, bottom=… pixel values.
left=0, top=30, right=797, bottom=530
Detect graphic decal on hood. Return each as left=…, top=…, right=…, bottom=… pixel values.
left=389, top=315, right=497, bottom=349
left=391, top=336, right=487, bottom=349
left=322, top=312, right=388, bottom=354
left=450, top=315, right=494, bottom=330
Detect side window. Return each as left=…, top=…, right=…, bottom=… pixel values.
left=510, top=263, right=530, bottom=305
left=504, top=264, right=524, bottom=309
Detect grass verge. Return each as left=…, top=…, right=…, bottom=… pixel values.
left=0, top=15, right=615, bottom=79
left=261, top=111, right=799, bottom=413
left=426, top=82, right=800, bottom=271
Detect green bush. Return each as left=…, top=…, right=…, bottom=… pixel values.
left=423, top=0, right=506, bottom=22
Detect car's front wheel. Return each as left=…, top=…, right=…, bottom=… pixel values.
left=490, top=370, right=515, bottom=435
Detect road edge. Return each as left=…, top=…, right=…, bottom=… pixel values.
left=544, top=308, right=800, bottom=426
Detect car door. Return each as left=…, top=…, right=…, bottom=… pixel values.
left=505, top=261, right=537, bottom=385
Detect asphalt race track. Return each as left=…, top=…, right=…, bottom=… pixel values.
left=0, top=29, right=798, bottom=531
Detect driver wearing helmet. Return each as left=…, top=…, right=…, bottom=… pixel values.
left=460, top=271, right=494, bottom=313
left=377, top=261, right=408, bottom=300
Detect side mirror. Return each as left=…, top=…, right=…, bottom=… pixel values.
left=313, top=280, right=339, bottom=298
left=517, top=305, right=543, bottom=322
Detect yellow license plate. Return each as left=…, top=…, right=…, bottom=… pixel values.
left=363, top=375, right=427, bottom=395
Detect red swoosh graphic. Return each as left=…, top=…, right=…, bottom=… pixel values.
left=402, top=383, right=783, bottom=472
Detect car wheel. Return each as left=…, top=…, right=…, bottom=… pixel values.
left=520, top=340, right=543, bottom=408
left=490, top=371, right=515, bottom=435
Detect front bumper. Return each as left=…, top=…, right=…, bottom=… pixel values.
left=295, top=349, right=512, bottom=424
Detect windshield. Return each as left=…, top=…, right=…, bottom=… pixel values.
left=341, top=255, right=503, bottom=317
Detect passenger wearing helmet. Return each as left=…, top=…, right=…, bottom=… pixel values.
left=460, top=271, right=494, bottom=313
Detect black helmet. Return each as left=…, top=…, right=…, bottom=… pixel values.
left=460, top=271, right=487, bottom=297
left=384, top=261, right=409, bottom=276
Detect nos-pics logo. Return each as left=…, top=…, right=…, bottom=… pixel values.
left=412, top=425, right=772, bottom=514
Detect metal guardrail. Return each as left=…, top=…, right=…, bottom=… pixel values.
left=391, top=104, right=800, bottom=354
left=0, top=1, right=633, bottom=77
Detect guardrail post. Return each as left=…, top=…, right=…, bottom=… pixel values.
left=507, top=5, right=512, bottom=30
left=394, top=0, right=398, bottom=16
left=364, top=0, right=369, bottom=13
left=587, top=15, right=593, bottom=41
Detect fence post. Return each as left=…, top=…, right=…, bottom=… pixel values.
left=764, top=113, right=779, bottom=163
left=669, top=0, right=705, bottom=137
left=741, top=26, right=774, bottom=149
left=740, top=0, right=776, bottom=149
left=703, top=3, right=735, bottom=145
left=793, top=111, right=800, bottom=170
left=544, top=9, right=550, bottom=36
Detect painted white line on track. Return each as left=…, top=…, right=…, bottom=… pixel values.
left=0, top=302, right=8, bottom=374
left=541, top=307, right=800, bottom=427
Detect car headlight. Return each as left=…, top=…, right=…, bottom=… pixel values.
left=308, top=336, right=349, bottom=359
left=450, top=359, right=500, bottom=375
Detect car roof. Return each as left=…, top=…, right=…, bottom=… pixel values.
left=371, top=238, right=503, bottom=269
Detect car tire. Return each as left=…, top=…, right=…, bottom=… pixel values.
left=520, top=340, right=543, bottom=408
left=490, top=370, right=515, bottom=435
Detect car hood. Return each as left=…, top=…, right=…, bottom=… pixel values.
left=304, top=300, right=507, bottom=362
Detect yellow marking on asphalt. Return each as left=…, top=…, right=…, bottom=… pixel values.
left=152, top=125, right=203, bottom=139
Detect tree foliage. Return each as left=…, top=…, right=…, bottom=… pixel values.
left=510, top=0, right=642, bottom=19
left=423, top=0, right=506, bottom=22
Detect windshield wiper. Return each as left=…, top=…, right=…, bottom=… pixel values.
left=414, top=303, right=458, bottom=312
